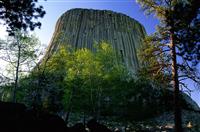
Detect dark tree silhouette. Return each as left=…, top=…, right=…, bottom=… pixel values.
left=137, top=0, right=200, bottom=131
left=0, top=0, right=46, bottom=35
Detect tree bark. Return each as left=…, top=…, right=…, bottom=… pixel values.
left=170, top=32, right=182, bottom=132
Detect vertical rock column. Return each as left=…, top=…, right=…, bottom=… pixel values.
left=46, top=8, right=146, bottom=73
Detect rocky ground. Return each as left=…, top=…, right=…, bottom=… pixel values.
left=145, top=110, right=200, bottom=132
left=67, top=110, right=200, bottom=132
left=109, top=110, right=200, bottom=132
left=1, top=101, right=200, bottom=131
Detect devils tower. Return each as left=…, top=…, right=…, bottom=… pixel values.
left=45, top=8, right=146, bottom=72
left=44, top=9, right=146, bottom=72
left=35, top=9, right=200, bottom=127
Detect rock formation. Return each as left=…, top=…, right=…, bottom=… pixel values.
left=45, top=8, right=146, bottom=73
left=42, top=8, right=199, bottom=121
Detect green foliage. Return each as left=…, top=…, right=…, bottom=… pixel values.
left=0, top=31, right=41, bottom=102
left=16, top=42, right=129, bottom=114
left=1, top=32, right=40, bottom=75
left=0, top=84, right=13, bottom=101
left=45, top=42, right=176, bottom=120
left=100, top=76, right=167, bottom=120
left=7, top=41, right=176, bottom=121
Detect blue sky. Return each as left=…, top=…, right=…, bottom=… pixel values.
left=0, top=0, right=199, bottom=106
left=35, top=0, right=159, bottom=44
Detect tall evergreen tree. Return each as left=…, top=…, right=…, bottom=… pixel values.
left=0, top=0, right=46, bottom=35
left=136, top=0, right=200, bottom=131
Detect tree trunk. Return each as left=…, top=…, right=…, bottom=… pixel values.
left=96, top=86, right=102, bottom=121
left=13, top=44, right=21, bottom=103
left=65, top=85, right=76, bottom=125
left=34, top=53, right=51, bottom=109
left=170, top=32, right=182, bottom=132
left=83, top=112, right=86, bottom=127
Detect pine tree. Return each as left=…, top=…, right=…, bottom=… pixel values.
left=136, top=0, right=200, bottom=131
left=0, top=0, right=46, bottom=35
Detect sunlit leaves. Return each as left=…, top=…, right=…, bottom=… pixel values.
left=41, top=42, right=129, bottom=114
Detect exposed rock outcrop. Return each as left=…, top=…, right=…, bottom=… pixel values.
left=45, top=8, right=146, bottom=73
left=42, top=8, right=199, bottom=121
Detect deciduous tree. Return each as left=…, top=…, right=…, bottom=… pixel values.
left=0, top=31, right=41, bottom=102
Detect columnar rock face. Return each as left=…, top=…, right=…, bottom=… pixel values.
left=46, top=8, right=146, bottom=73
